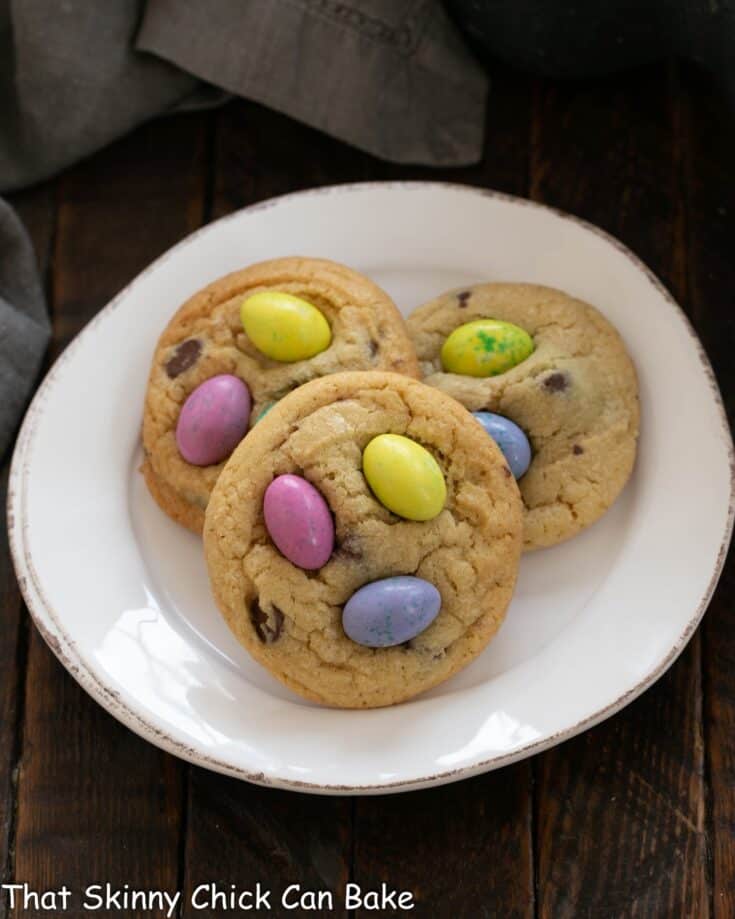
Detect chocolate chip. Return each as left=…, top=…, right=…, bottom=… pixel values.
left=335, top=535, right=362, bottom=561
left=573, top=444, right=584, bottom=455
left=368, top=339, right=379, bottom=358
left=502, top=465, right=512, bottom=478
left=250, top=600, right=284, bottom=643
left=250, top=601, right=268, bottom=639
left=457, top=290, right=471, bottom=307
left=165, top=339, right=202, bottom=378
left=542, top=372, right=569, bottom=393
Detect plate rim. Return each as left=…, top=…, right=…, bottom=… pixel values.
left=7, top=180, right=735, bottom=795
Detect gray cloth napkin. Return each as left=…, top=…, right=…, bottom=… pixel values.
left=136, top=0, right=487, bottom=169
left=1, top=0, right=487, bottom=192
left=0, top=199, right=50, bottom=457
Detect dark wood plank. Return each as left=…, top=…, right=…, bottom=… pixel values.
left=212, top=100, right=374, bottom=216
left=52, top=118, right=209, bottom=351
left=0, top=184, right=56, bottom=919
left=536, top=640, right=706, bottom=917
left=0, top=466, right=25, bottom=919
left=530, top=67, right=685, bottom=295
left=354, top=765, right=533, bottom=919
left=11, top=113, right=209, bottom=917
left=5, top=185, right=57, bottom=297
left=682, top=64, right=735, bottom=919
left=701, top=558, right=735, bottom=919
left=350, top=68, right=535, bottom=919
left=181, top=772, right=351, bottom=919
left=531, top=64, right=709, bottom=917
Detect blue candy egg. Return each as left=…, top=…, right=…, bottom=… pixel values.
left=473, top=411, right=532, bottom=479
left=342, top=576, right=441, bottom=648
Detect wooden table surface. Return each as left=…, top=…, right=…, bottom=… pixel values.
left=2, top=60, right=734, bottom=918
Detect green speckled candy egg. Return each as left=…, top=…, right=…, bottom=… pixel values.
left=441, top=319, right=533, bottom=377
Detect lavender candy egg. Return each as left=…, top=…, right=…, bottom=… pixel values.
left=176, top=374, right=251, bottom=466
left=342, top=576, right=441, bottom=648
left=263, top=474, right=334, bottom=570
left=473, top=411, right=532, bottom=479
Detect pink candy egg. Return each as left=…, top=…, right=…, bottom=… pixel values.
left=263, top=474, right=334, bottom=570
left=176, top=374, right=251, bottom=466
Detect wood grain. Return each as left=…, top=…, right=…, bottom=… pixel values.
left=181, top=772, right=351, bottom=919
left=354, top=766, right=533, bottom=919
left=5, top=185, right=57, bottom=303
left=683, top=64, right=735, bottom=919
left=0, top=184, right=56, bottom=919
left=10, top=114, right=209, bottom=918
left=212, top=99, right=373, bottom=217
left=531, top=65, right=709, bottom=918
left=0, top=464, right=26, bottom=919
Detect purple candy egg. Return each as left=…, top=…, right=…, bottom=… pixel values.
left=176, top=374, right=251, bottom=466
left=263, top=474, right=334, bottom=570
left=342, top=576, right=441, bottom=647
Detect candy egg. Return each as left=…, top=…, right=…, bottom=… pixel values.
left=362, top=434, right=446, bottom=521
left=441, top=319, right=534, bottom=377
left=342, top=576, right=441, bottom=648
left=241, top=290, right=331, bottom=362
left=473, top=412, right=532, bottom=479
left=263, top=474, right=334, bottom=570
left=176, top=375, right=251, bottom=466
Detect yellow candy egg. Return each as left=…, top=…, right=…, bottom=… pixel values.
left=362, top=434, right=446, bottom=521
left=240, top=291, right=331, bottom=362
left=441, top=319, right=534, bottom=377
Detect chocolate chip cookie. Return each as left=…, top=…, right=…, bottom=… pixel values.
left=203, top=371, right=523, bottom=709
left=407, top=283, right=639, bottom=550
left=142, top=257, right=420, bottom=533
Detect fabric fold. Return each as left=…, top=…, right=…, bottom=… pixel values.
left=0, top=199, right=50, bottom=457
left=136, top=0, right=487, bottom=166
left=0, top=0, right=488, bottom=193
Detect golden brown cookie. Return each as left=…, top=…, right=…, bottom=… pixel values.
left=203, top=372, right=523, bottom=709
left=407, top=283, right=639, bottom=550
left=142, top=257, right=419, bottom=532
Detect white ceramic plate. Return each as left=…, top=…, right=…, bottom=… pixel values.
left=9, top=183, right=733, bottom=794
